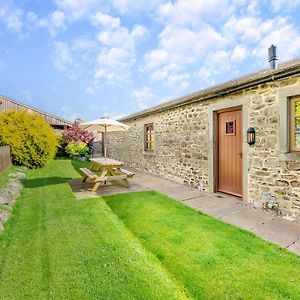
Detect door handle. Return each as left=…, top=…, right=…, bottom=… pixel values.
left=238, top=152, right=243, bottom=158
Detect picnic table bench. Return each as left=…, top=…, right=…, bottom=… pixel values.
left=79, top=157, right=135, bottom=192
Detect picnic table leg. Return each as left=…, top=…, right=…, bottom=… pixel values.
left=110, top=178, right=129, bottom=188
left=92, top=182, right=101, bottom=193
left=91, top=170, right=108, bottom=192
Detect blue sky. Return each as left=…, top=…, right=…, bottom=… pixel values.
left=1, top=0, right=300, bottom=121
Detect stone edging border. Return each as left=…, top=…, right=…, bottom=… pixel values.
left=0, top=167, right=27, bottom=232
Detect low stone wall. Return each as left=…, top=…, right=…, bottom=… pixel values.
left=108, top=76, right=300, bottom=220
left=0, top=167, right=26, bottom=232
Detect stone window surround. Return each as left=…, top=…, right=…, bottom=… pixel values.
left=208, top=99, right=249, bottom=202
left=143, top=122, right=156, bottom=156
left=279, top=86, right=300, bottom=161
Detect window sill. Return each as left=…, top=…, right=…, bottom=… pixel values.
left=279, top=152, right=300, bottom=161
left=143, top=151, right=156, bottom=156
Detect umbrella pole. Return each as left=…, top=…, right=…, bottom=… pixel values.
left=104, top=124, right=107, bottom=158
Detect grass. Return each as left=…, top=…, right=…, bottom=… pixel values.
left=0, top=159, right=299, bottom=299
left=0, top=164, right=19, bottom=189
left=105, top=191, right=300, bottom=299
left=0, top=160, right=185, bottom=299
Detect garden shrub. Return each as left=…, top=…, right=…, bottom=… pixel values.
left=0, top=110, right=58, bottom=168
left=65, top=141, right=89, bottom=158
left=56, top=134, right=67, bottom=157
left=58, top=122, right=94, bottom=157
left=62, top=122, right=94, bottom=144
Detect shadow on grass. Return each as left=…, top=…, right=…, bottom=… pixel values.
left=71, top=160, right=91, bottom=176
left=22, top=177, right=72, bottom=188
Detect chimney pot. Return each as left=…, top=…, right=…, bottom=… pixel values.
left=268, top=44, right=278, bottom=70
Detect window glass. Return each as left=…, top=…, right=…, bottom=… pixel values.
left=144, top=123, right=154, bottom=151
left=290, top=98, right=300, bottom=151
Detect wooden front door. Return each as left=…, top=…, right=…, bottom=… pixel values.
left=217, top=109, right=243, bottom=197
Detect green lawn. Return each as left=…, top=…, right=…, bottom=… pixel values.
left=0, top=159, right=299, bottom=299
left=0, top=160, right=185, bottom=299
left=0, top=164, right=19, bottom=189
left=105, top=192, right=300, bottom=299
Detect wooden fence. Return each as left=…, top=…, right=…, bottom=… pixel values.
left=0, top=146, right=11, bottom=173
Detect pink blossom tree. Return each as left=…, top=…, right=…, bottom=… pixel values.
left=62, top=123, right=94, bottom=145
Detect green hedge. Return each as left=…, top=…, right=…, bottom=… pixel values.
left=0, top=110, right=58, bottom=168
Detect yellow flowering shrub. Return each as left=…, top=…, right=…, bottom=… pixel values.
left=0, top=110, right=58, bottom=168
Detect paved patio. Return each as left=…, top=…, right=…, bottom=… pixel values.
left=69, top=171, right=300, bottom=256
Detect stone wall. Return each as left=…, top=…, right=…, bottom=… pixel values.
left=108, top=76, right=300, bottom=220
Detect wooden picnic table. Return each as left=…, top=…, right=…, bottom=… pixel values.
left=80, top=157, right=135, bottom=192
left=90, top=157, right=124, bottom=176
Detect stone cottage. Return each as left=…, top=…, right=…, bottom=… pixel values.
left=108, top=58, right=300, bottom=221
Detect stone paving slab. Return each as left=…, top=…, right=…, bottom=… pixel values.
left=154, top=186, right=203, bottom=202
left=68, top=178, right=148, bottom=199
left=252, top=217, right=300, bottom=249
left=221, top=208, right=275, bottom=231
left=183, top=196, right=208, bottom=209
left=197, top=201, right=244, bottom=218
left=184, top=194, right=244, bottom=218
left=287, top=239, right=300, bottom=254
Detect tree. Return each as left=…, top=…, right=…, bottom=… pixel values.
left=62, top=123, right=94, bottom=145
left=0, top=110, right=58, bottom=168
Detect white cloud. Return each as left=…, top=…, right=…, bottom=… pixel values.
left=52, top=41, right=81, bottom=79
left=72, top=38, right=97, bottom=51
left=33, top=10, right=66, bottom=36
left=143, top=22, right=224, bottom=89
left=55, top=0, right=104, bottom=21
left=53, top=41, right=73, bottom=71
left=223, top=16, right=274, bottom=43
left=131, top=86, right=159, bottom=109
left=144, top=49, right=168, bottom=70
left=196, top=50, right=233, bottom=86
left=113, top=0, right=164, bottom=14
left=0, top=1, right=23, bottom=32
left=91, top=12, right=120, bottom=28
left=271, top=0, right=300, bottom=12
left=157, top=0, right=232, bottom=26
left=131, top=24, right=149, bottom=40
left=253, top=19, right=300, bottom=63
left=86, top=86, right=96, bottom=95
left=231, top=45, right=248, bottom=63
left=90, top=12, right=148, bottom=84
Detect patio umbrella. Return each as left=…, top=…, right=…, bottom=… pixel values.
left=80, top=117, right=130, bottom=158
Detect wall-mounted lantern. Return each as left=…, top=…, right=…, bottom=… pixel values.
left=247, top=127, right=256, bottom=145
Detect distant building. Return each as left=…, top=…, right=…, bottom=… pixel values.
left=0, top=95, right=72, bottom=130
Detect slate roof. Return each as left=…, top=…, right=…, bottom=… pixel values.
left=121, top=58, right=300, bottom=121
